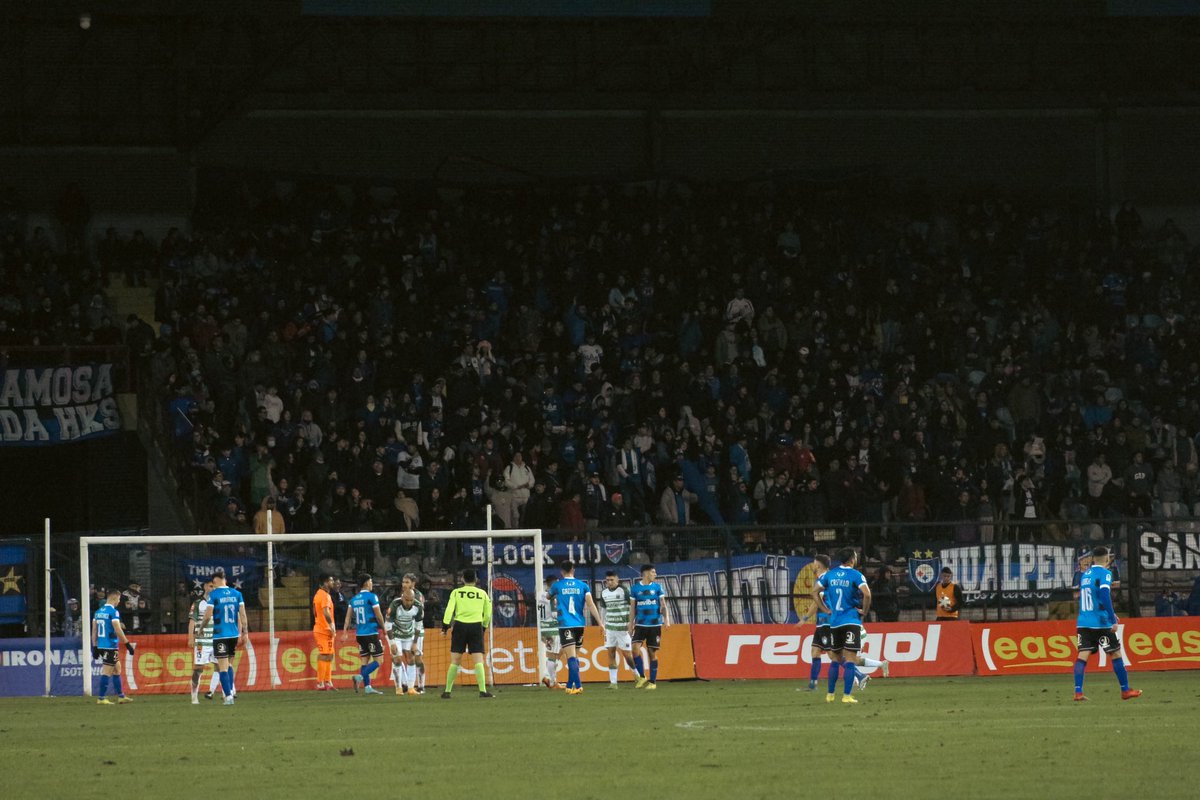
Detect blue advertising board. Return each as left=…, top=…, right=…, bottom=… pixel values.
left=0, top=637, right=92, bottom=697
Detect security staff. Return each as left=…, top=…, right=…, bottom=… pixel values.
left=440, top=568, right=494, bottom=698
left=935, top=567, right=964, bottom=620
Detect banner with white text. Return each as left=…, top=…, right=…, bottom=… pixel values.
left=468, top=547, right=814, bottom=626
left=0, top=364, right=122, bottom=445
left=1139, top=530, right=1200, bottom=571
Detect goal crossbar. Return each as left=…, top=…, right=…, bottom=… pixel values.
left=79, top=528, right=546, bottom=696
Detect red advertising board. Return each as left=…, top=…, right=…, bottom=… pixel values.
left=972, top=617, right=1200, bottom=676
left=691, top=622, right=976, bottom=680
left=115, top=626, right=696, bottom=694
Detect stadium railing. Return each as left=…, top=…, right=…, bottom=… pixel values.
left=12, top=516, right=1193, bottom=639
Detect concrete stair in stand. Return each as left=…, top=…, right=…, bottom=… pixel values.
left=258, top=575, right=312, bottom=631
left=107, top=275, right=157, bottom=330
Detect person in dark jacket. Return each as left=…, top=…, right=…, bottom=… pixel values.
left=581, top=472, right=608, bottom=527
left=870, top=566, right=900, bottom=622
left=1188, top=576, right=1200, bottom=616
left=600, top=492, right=635, bottom=528
left=1155, top=584, right=1185, bottom=617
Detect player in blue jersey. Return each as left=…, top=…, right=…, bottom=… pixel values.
left=549, top=562, right=602, bottom=695
left=628, top=563, right=669, bottom=690
left=92, top=588, right=135, bottom=705
left=344, top=573, right=388, bottom=696
left=199, top=568, right=247, bottom=706
left=798, top=555, right=833, bottom=691
left=1074, top=546, right=1141, bottom=702
left=813, top=548, right=872, bottom=704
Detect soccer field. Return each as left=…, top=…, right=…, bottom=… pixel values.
left=4, top=674, right=1198, bottom=799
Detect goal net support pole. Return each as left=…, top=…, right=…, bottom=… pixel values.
left=485, top=506, right=496, bottom=688
left=43, top=517, right=51, bottom=697
left=79, top=527, right=545, bottom=696
left=267, top=510, right=278, bottom=687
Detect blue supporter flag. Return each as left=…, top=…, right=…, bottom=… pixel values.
left=0, top=543, right=30, bottom=626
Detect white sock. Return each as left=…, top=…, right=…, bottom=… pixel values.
left=417, top=664, right=425, bottom=688
left=407, top=664, right=417, bottom=687
left=209, top=672, right=221, bottom=692
left=859, top=656, right=884, bottom=668
left=547, top=658, right=558, bottom=682
left=609, top=667, right=618, bottom=683
left=392, top=664, right=402, bottom=686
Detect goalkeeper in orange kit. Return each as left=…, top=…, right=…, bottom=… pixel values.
left=313, top=574, right=338, bottom=690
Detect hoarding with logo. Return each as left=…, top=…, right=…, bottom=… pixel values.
left=972, top=617, right=1200, bottom=675
left=690, top=622, right=976, bottom=680
left=0, top=627, right=697, bottom=695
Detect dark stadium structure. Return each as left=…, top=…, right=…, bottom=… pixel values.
left=2, top=1, right=1200, bottom=640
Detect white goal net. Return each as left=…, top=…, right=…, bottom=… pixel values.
left=79, top=525, right=546, bottom=696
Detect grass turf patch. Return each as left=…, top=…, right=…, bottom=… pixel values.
left=2, top=673, right=1197, bottom=799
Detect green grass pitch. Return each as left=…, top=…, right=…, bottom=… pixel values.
left=3, top=674, right=1197, bottom=799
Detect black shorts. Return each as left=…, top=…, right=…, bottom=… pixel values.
left=632, top=625, right=662, bottom=649
left=1077, top=627, right=1121, bottom=654
left=831, top=624, right=862, bottom=653
left=97, top=648, right=118, bottom=666
left=558, top=627, right=585, bottom=649
left=213, top=637, right=238, bottom=659
left=450, top=622, right=485, bottom=655
left=357, top=634, right=384, bottom=658
left=814, top=625, right=833, bottom=652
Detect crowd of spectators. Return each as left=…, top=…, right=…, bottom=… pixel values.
left=6, top=180, right=1200, bottom=573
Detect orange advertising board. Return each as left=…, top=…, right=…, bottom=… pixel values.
left=116, top=626, right=695, bottom=694
left=973, top=617, right=1200, bottom=676
left=691, top=622, right=976, bottom=680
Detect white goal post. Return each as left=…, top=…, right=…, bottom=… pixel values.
left=79, top=526, right=546, bottom=696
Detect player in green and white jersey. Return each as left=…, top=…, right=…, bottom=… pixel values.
left=537, top=576, right=561, bottom=688
left=597, top=571, right=638, bottom=688
left=386, top=589, right=424, bottom=695
left=851, top=622, right=890, bottom=690
left=187, top=581, right=227, bottom=704
left=401, top=574, right=426, bottom=693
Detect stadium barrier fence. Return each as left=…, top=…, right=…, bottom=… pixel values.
left=9, top=516, right=1198, bottom=640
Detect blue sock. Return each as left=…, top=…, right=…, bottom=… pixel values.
left=112, top=675, right=124, bottom=697
left=226, top=667, right=235, bottom=693
left=1073, top=659, right=1086, bottom=693
left=365, top=661, right=379, bottom=686
left=650, top=660, right=659, bottom=683
left=1112, top=658, right=1130, bottom=691
left=567, top=657, right=580, bottom=689
left=808, top=657, right=822, bottom=683
left=827, top=661, right=840, bottom=694
left=220, top=669, right=233, bottom=696
left=843, top=663, right=856, bottom=695
left=633, top=655, right=645, bottom=677
left=98, top=674, right=110, bottom=697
